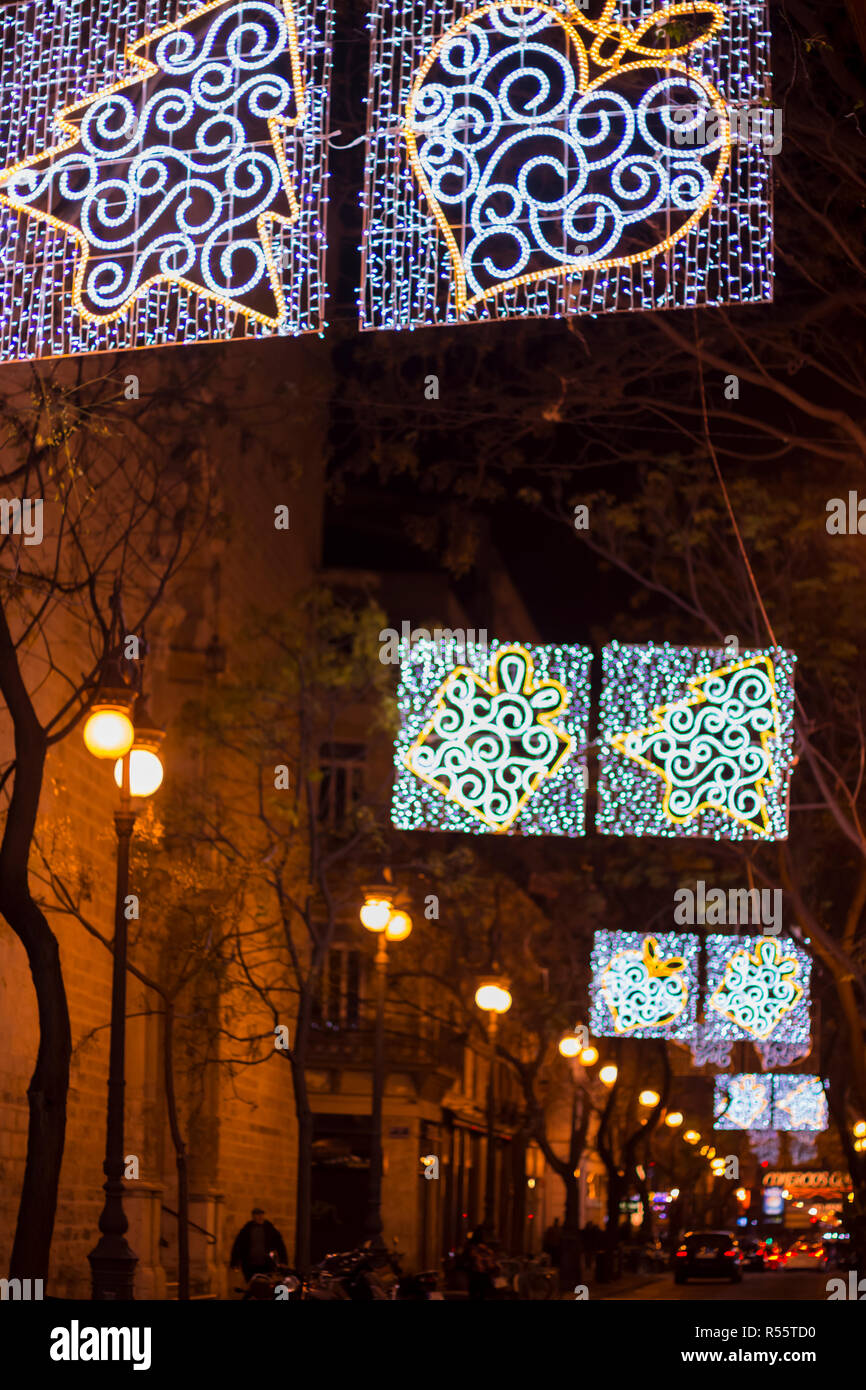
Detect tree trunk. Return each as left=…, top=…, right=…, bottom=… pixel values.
left=290, top=997, right=314, bottom=1274
left=0, top=610, right=71, bottom=1283
left=163, top=1003, right=190, bottom=1299
left=4, top=895, right=72, bottom=1283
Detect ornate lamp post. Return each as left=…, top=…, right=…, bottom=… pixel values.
left=360, top=880, right=413, bottom=1249
left=474, top=974, right=512, bottom=1235
left=86, top=691, right=163, bottom=1299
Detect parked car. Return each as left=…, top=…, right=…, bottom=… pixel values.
left=784, top=1238, right=827, bottom=1270
left=674, top=1231, right=743, bottom=1284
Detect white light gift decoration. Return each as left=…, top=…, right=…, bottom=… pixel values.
left=361, top=0, right=773, bottom=330
left=391, top=639, right=591, bottom=835
left=589, top=930, right=699, bottom=1039
left=596, top=642, right=797, bottom=841
left=0, top=0, right=332, bottom=361
left=705, top=935, right=811, bottom=1045
left=714, top=1073, right=828, bottom=1132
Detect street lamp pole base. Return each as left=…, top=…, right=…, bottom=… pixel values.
left=88, top=1235, right=138, bottom=1301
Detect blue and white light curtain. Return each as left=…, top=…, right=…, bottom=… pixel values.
left=391, top=638, right=592, bottom=835
left=0, top=0, right=333, bottom=361
left=596, top=642, right=797, bottom=841
left=361, top=0, right=773, bottom=329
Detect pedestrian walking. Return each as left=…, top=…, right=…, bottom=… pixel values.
left=230, top=1207, right=288, bottom=1284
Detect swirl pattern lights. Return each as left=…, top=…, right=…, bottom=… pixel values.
left=589, top=930, right=699, bottom=1039
left=773, top=1075, right=827, bottom=1133
left=361, top=0, right=772, bottom=330
left=391, top=639, right=591, bottom=835
left=596, top=643, right=797, bottom=841
left=0, top=0, right=332, bottom=360
left=706, top=935, right=811, bottom=1044
left=714, top=1073, right=772, bottom=1130
left=714, top=1074, right=828, bottom=1132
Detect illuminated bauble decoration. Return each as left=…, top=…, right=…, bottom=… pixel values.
left=405, top=1, right=729, bottom=314
left=665, top=1111, right=683, bottom=1128
left=392, top=638, right=592, bottom=836
left=683, top=1130, right=700, bottom=1145
left=714, top=1073, right=773, bottom=1130
left=361, top=0, right=774, bottom=332
left=114, top=748, right=164, bottom=798
left=597, top=644, right=797, bottom=841
left=590, top=931, right=699, bottom=1039
left=639, top=1089, right=660, bottom=1107
left=559, top=1036, right=581, bottom=1058
left=84, top=705, right=134, bottom=760
left=598, top=1064, right=618, bottom=1087
left=579, top=1046, right=598, bottom=1066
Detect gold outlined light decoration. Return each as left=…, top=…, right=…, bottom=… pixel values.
left=0, top=0, right=333, bottom=359
left=403, top=1, right=730, bottom=314
left=589, top=930, right=700, bottom=1039
left=392, top=638, right=592, bottom=836
left=361, top=0, right=773, bottom=330
left=597, top=643, right=797, bottom=841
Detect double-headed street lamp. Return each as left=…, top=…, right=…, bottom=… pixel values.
left=360, top=882, right=413, bottom=1249
left=474, top=974, right=512, bottom=1234
left=84, top=680, right=163, bottom=1300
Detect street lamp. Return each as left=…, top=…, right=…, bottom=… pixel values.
left=559, top=1034, right=581, bottom=1058
left=87, top=694, right=163, bottom=1300
left=639, top=1089, right=660, bottom=1108
left=360, top=884, right=413, bottom=1247
left=599, top=1063, right=618, bottom=1087
left=664, top=1111, right=683, bottom=1129
left=579, top=1046, right=599, bottom=1066
left=475, top=973, right=512, bottom=1234
left=683, top=1130, right=700, bottom=1145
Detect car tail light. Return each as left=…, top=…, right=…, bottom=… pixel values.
left=724, top=1248, right=736, bottom=1257
left=675, top=1249, right=687, bottom=1258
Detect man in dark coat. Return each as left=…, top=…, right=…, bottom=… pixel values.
left=230, top=1207, right=288, bottom=1282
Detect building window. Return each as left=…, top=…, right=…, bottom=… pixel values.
left=312, top=945, right=362, bottom=1030
left=318, top=742, right=365, bottom=830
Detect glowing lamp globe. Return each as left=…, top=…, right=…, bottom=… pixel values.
left=475, top=983, right=512, bottom=1014
left=599, top=1064, right=618, bottom=1087
left=683, top=1131, right=700, bottom=1145
left=84, top=705, right=134, bottom=760
left=664, top=1111, right=683, bottom=1128
left=670, top=1188, right=680, bottom=1199
left=639, top=1089, right=660, bottom=1108
left=736, top=1188, right=748, bottom=1202
left=559, top=1035, right=581, bottom=1058
left=385, top=909, right=413, bottom=942
left=114, top=748, right=164, bottom=798
left=579, top=1046, right=599, bottom=1066
left=360, top=897, right=392, bottom=932
left=853, top=1120, right=866, bottom=1138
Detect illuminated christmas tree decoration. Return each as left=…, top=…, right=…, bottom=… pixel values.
left=391, top=639, right=592, bottom=835
left=705, top=935, right=811, bottom=1044
left=714, top=1073, right=772, bottom=1130
left=361, top=0, right=772, bottom=330
left=0, top=0, right=332, bottom=360
left=596, top=643, right=797, bottom=841
left=772, top=1075, right=827, bottom=1133
left=714, top=1074, right=828, bottom=1132
left=589, top=930, right=699, bottom=1038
